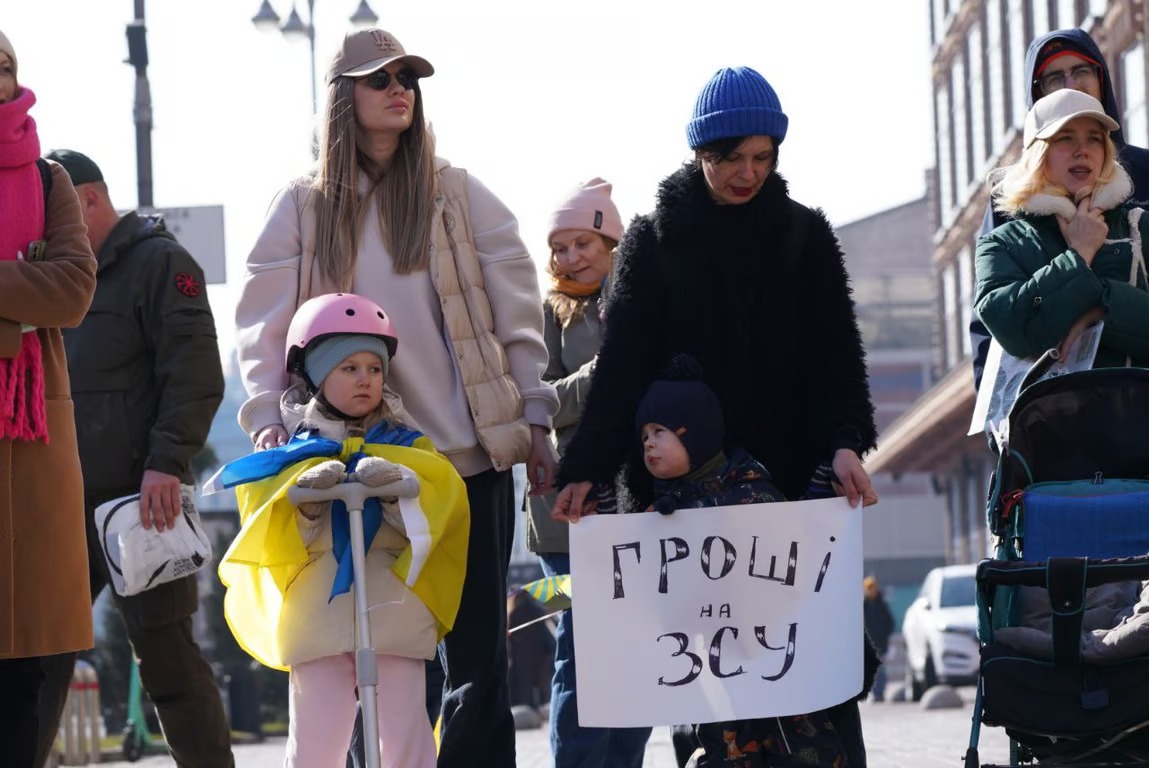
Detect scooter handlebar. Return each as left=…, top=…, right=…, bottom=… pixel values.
left=287, top=477, right=420, bottom=510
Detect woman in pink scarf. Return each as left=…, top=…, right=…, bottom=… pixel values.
left=0, top=30, right=97, bottom=767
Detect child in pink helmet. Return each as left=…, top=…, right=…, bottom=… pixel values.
left=218, top=293, right=469, bottom=768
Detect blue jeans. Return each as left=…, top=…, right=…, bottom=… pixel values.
left=870, top=662, right=887, bottom=702
left=540, top=553, right=652, bottom=768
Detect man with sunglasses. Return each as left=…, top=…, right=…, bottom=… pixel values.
left=969, top=28, right=1149, bottom=397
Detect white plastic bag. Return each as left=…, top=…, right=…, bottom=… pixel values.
left=968, top=322, right=1103, bottom=449
left=94, top=484, right=212, bottom=596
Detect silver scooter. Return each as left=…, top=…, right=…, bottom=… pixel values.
left=288, top=474, right=419, bottom=768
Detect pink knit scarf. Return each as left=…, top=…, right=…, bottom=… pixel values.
left=0, top=88, right=48, bottom=442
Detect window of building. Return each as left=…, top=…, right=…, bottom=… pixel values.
left=968, top=22, right=988, bottom=174
left=1007, top=0, right=1029, bottom=131
left=953, top=53, right=970, bottom=201
left=936, top=82, right=955, bottom=227
left=1123, top=42, right=1148, bottom=148
left=986, top=0, right=1006, bottom=151
left=1031, top=0, right=1050, bottom=37
left=1087, top=0, right=1107, bottom=19
left=943, top=262, right=960, bottom=369
left=1056, top=0, right=1078, bottom=27
left=958, top=246, right=974, bottom=358
left=933, top=0, right=949, bottom=45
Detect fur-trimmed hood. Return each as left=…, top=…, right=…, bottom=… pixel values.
left=1021, top=165, right=1134, bottom=218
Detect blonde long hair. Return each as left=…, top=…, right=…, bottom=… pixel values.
left=990, top=130, right=1119, bottom=215
left=312, top=76, right=438, bottom=284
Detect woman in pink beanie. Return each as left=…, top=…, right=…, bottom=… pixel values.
left=524, top=178, right=652, bottom=766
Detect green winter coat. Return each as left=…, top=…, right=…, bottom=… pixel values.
left=975, top=193, right=1149, bottom=368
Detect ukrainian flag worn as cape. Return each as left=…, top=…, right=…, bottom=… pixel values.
left=214, top=422, right=469, bottom=671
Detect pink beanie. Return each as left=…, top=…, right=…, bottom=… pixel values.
left=546, top=178, right=624, bottom=245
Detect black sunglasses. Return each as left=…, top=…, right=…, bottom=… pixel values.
left=365, top=69, right=419, bottom=92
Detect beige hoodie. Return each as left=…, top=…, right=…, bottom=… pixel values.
left=236, top=159, right=558, bottom=477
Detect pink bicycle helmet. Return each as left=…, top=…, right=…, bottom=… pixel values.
left=285, top=293, right=399, bottom=377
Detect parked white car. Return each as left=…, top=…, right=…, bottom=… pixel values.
left=901, top=563, right=979, bottom=701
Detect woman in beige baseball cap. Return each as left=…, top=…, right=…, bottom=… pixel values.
left=975, top=88, right=1149, bottom=372
left=236, top=27, right=559, bottom=768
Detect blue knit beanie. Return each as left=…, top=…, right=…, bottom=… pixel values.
left=304, top=333, right=391, bottom=388
left=686, top=66, right=789, bottom=149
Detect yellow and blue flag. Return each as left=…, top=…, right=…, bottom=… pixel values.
left=213, top=421, right=469, bottom=671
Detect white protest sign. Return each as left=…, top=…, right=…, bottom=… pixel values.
left=569, top=497, right=862, bottom=728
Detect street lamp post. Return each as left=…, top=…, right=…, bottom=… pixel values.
left=126, top=0, right=153, bottom=209
left=251, top=0, right=379, bottom=119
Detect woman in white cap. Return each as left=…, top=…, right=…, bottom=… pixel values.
left=235, top=28, right=558, bottom=768
left=525, top=179, right=653, bottom=767
left=0, top=29, right=97, bottom=766
left=976, top=89, right=1149, bottom=367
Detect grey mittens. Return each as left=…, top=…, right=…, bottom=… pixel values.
left=350, top=457, right=404, bottom=487
left=296, top=459, right=348, bottom=489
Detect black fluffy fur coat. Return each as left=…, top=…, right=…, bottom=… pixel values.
left=557, top=162, right=882, bottom=763
left=557, top=163, right=877, bottom=506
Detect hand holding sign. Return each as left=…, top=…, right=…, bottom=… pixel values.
left=552, top=481, right=596, bottom=522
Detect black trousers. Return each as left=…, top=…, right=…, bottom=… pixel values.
left=35, top=502, right=233, bottom=768
left=437, top=469, right=517, bottom=767
left=0, top=657, right=46, bottom=768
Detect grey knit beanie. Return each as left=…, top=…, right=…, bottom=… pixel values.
left=304, top=334, right=391, bottom=388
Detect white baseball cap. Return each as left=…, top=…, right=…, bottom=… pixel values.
left=1024, top=89, right=1119, bottom=148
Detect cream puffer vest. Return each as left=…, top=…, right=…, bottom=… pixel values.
left=291, top=165, right=530, bottom=471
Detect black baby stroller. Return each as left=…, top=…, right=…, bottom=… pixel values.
left=965, top=366, right=1149, bottom=767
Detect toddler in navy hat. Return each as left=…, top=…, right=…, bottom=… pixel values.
left=633, top=354, right=850, bottom=763
left=634, top=354, right=783, bottom=514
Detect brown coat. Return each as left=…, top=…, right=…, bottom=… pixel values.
left=0, top=162, right=97, bottom=659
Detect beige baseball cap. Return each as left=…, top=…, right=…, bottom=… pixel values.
left=1024, top=89, right=1118, bottom=148
left=326, top=28, right=433, bottom=84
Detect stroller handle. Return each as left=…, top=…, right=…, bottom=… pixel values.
left=1016, top=347, right=1061, bottom=394
left=287, top=478, right=420, bottom=510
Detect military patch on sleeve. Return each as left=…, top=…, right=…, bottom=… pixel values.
left=175, top=271, right=202, bottom=297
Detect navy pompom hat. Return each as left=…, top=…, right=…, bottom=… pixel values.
left=635, top=355, right=725, bottom=471
left=686, top=66, right=789, bottom=149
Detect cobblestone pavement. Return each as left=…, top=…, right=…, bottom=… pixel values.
left=95, top=688, right=1014, bottom=767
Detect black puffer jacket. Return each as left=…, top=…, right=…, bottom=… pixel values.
left=63, top=212, right=223, bottom=503
left=557, top=164, right=876, bottom=508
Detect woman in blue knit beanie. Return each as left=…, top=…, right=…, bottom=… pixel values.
left=553, top=65, right=879, bottom=766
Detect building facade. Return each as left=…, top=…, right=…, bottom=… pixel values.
left=836, top=198, right=948, bottom=597
left=866, top=0, right=1149, bottom=563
